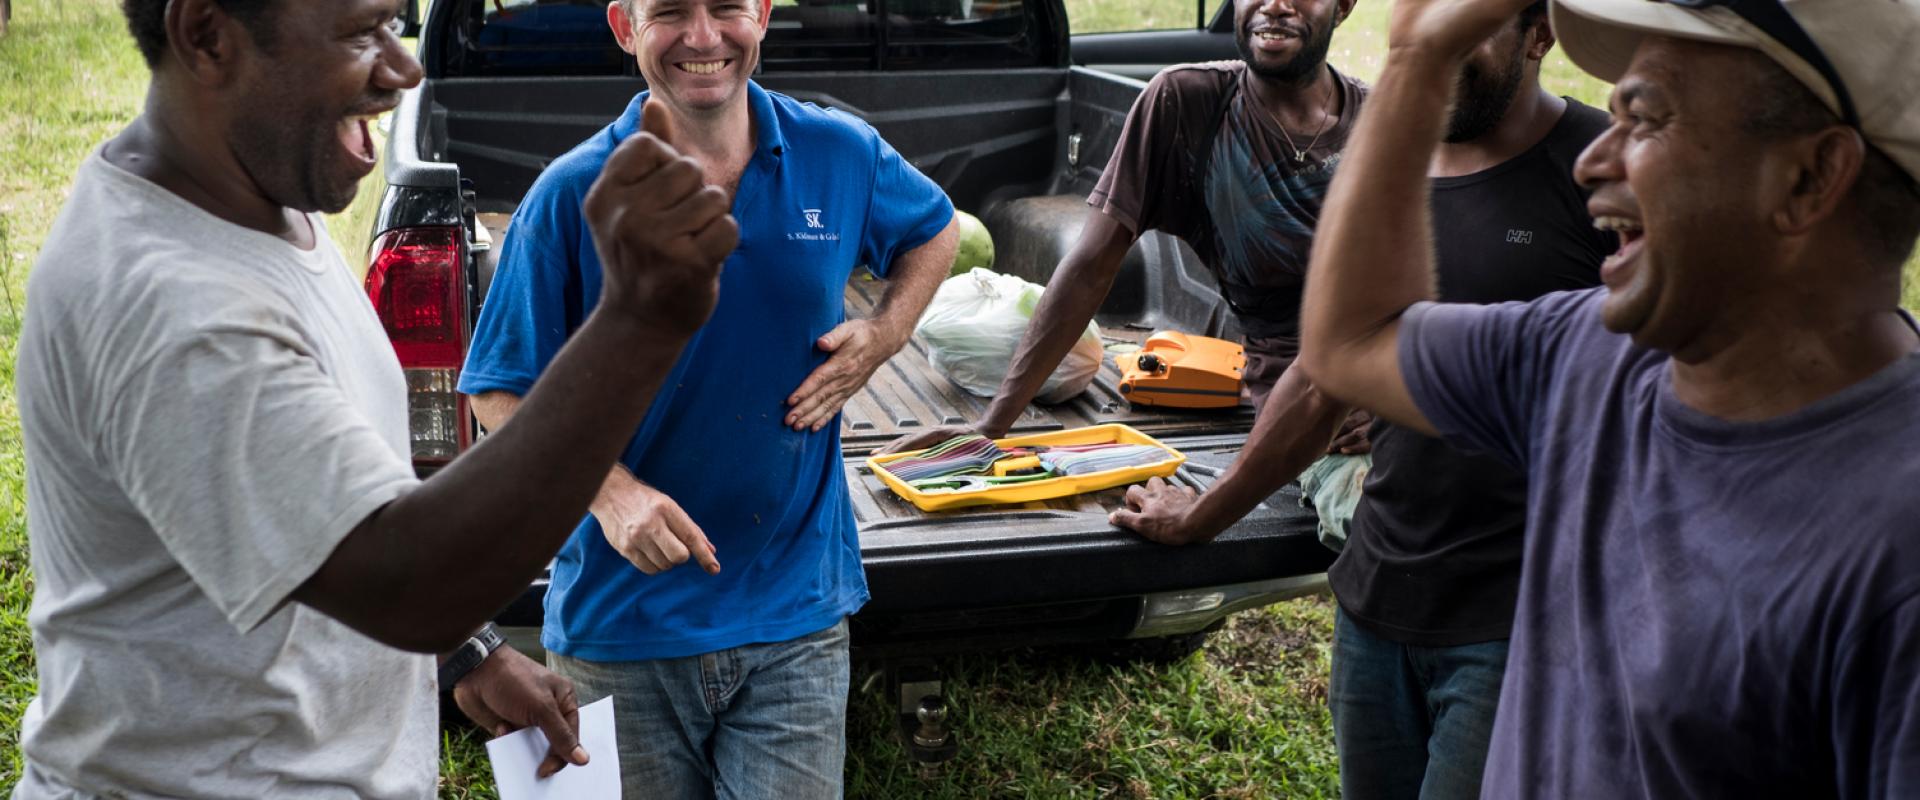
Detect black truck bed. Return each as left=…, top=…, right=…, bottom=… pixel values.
left=840, top=277, right=1331, bottom=636
left=410, top=32, right=1335, bottom=656
left=489, top=275, right=1332, bottom=644
left=838, top=275, right=1257, bottom=454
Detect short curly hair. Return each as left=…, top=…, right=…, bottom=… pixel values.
left=121, top=0, right=280, bottom=67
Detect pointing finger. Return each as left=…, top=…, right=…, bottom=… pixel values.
left=664, top=502, right=720, bottom=575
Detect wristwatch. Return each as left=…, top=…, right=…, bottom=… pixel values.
left=438, top=622, right=507, bottom=689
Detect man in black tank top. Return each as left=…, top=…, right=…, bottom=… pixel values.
left=1323, top=4, right=1610, bottom=799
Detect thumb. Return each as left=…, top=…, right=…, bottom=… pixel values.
left=817, top=322, right=855, bottom=352
left=533, top=703, right=585, bottom=771
left=641, top=98, right=675, bottom=146
left=1109, top=508, right=1140, bottom=529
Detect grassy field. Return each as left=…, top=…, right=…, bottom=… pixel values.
left=3, top=0, right=1919, bottom=797
left=0, top=0, right=153, bottom=788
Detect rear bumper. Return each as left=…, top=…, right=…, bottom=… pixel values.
left=491, top=434, right=1335, bottom=658
left=494, top=488, right=1332, bottom=658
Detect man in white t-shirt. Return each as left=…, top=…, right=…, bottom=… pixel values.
left=12, top=0, right=738, bottom=796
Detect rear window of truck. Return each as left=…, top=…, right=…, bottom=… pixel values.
left=438, top=0, right=1047, bottom=76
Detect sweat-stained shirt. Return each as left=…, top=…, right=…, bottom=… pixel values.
left=1399, top=288, right=1920, bottom=799
left=460, top=82, right=953, bottom=661
left=1088, top=60, right=1368, bottom=395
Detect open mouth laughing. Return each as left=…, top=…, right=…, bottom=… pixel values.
left=338, top=112, right=384, bottom=169
left=1593, top=214, right=1645, bottom=287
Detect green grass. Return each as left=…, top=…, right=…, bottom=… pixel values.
left=433, top=598, right=1342, bottom=799
left=0, top=0, right=152, bottom=787
left=1072, top=0, right=1210, bottom=35
left=2, top=0, right=1918, bottom=797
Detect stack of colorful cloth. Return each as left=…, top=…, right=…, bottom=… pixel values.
left=1037, top=443, right=1174, bottom=476
left=879, top=434, right=1007, bottom=482
left=880, top=435, right=1176, bottom=484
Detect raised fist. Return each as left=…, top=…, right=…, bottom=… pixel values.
left=582, top=99, right=739, bottom=337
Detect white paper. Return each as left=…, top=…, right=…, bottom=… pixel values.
left=486, top=695, right=621, bottom=799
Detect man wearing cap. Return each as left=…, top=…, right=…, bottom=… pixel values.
left=1298, top=0, right=1920, bottom=795
left=462, top=0, right=956, bottom=795
left=1108, top=4, right=1611, bottom=797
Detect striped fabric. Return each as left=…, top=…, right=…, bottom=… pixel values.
left=883, top=436, right=1177, bottom=483
left=881, top=435, right=1007, bottom=482
left=1038, top=444, right=1174, bottom=476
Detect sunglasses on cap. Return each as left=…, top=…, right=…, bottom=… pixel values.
left=1661, top=0, right=1858, bottom=127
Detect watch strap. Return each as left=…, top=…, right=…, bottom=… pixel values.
left=438, top=623, right=505, bottom=688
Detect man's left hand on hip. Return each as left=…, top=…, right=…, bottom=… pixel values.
left=786, top=318, right=904, bottom=432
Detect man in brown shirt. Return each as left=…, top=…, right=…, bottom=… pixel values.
left=1089, top=58, right=1365, bottom=388
left=883, top=0, right=1370, bottom=542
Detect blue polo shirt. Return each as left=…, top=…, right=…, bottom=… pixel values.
left=460, top=82, right=953, bottom=660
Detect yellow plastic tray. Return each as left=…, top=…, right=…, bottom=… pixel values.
left=866, top=423, right=1187, bottom=512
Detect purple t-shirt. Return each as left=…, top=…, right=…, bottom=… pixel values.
left=1399, top=288, right=1920, bottom=799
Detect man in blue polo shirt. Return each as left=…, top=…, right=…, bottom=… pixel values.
left=460, top=0, right=957, bottom=794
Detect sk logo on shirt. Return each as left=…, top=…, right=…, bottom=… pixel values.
left=788, top=208, right=839, bottom=242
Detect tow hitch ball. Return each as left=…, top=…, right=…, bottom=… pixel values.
left=891, top=661, right=959, bottom=775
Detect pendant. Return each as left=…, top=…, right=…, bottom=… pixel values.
left=1294, top=151, right=1306, bottom=163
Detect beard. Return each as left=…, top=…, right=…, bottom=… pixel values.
left=1444, top=42, right=1527, bottom=143
left=1235, top=19, right=1335, bottom=84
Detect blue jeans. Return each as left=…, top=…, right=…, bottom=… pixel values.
left=1329, top=608, right=1509, bottom=800
left=548, top=618, right=850, bottom=800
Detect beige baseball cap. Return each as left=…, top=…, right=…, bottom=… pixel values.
left=1549, top=0, right=1920, bottom=185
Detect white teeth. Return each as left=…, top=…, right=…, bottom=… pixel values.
left=1593, top=216, right=1642, bottom=232
left=678, top=60, right=728, bottom=75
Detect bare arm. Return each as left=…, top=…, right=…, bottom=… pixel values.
left=1295, top=57, right=1446, bottom=435
left=470, top=390, right=519, bottom=433
left=1300, top=0, right=1536, bottom=435
left=785, top=217, right=959, bottom=431
left=294, top=103, right=737, bottom=653
left=875, top=210, right=1135, bottom=453
left=867, top=218, right=959, bottom=347
left=1110, top=362, right=1347, bottom=545
left=980, top=211, right=1134, bottom=435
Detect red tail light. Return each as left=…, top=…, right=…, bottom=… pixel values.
left=366, top=226, right=472, bottom=465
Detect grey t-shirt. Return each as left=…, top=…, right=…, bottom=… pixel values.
left=1400, top=288, right=1920, bottom=798
left=14, top=151, right=432, bottom=798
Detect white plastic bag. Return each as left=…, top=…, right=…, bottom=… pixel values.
left=915, top=268, right=1103, bottom=404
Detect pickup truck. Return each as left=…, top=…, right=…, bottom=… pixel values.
left=360, top=0, right=1334, bottom=759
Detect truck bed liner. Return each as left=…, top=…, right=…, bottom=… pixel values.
left=840, top=275, right=1256, bottom=454
left=839, top=277, right=1329, bottom=618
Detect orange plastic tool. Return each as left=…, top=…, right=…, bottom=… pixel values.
left=1116, top=331, right=1245, bottom=409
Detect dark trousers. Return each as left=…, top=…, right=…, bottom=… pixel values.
left=1329, top=607, right=1510, bottom=800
